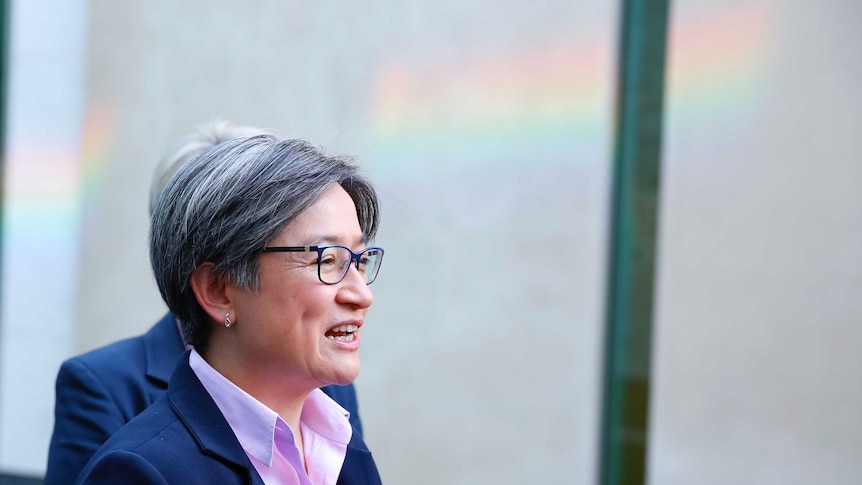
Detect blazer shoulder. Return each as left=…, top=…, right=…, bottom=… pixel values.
left=61, top=313, right=181, bottom=388
left=77, top=398, right=234, bottom=484
left=59, top=336, right=147, bottom=384
left=79, top=386, right=257, bottom=484
left=80, top=445, right=252, bottom=485
left=76, top=448, right=166, bottom=484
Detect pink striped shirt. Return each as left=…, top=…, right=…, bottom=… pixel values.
left=189, top=350, right=352, bottom=485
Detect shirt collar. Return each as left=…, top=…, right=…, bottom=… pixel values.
left=302, top=387, right=352, bottom=445
left=189, top=349, right=352, bottom=467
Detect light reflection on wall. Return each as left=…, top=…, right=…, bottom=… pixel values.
left=370, top=37, right=611, bottom=225
left=361, top=33, right=613, bottom=482
left=0, top=0, right=89, bottom=475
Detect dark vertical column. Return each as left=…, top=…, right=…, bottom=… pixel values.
left=0, top=2, right=22, bottom=483
left=0, top=0, right=8, bottom=339
left=0, top=0, right=7, bottom=478
left=599, top=0, right=670, bottom=484
left=0, top=0, right=7, bottom=242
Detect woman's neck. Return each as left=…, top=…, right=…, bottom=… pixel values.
left=201, top=340, right=313, bottom=437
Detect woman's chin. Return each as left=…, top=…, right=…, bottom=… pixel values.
left=328, top=362, right=360, bottom=386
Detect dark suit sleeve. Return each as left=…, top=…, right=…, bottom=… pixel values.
left=45, top=359, right=129, bottom=485
left=77, top=450, right=169, bottom=485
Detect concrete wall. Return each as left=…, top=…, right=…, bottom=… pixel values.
left=0, top=0, right=89, bottom=475
left=1, top=1, right=614, bottom=482
left=650, top=1, right=862, bottom=484
left=3, top=1, right=859, bottom=483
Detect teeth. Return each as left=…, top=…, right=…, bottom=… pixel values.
left=327, top=324, right=359, bottom=342
left=329, top=333, right=356, bottom=342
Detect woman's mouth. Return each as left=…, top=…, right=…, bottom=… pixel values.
left=326, top=324, right=359, bottom=342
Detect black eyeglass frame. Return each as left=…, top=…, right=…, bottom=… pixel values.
left=261, top=245, right=384, bottom=285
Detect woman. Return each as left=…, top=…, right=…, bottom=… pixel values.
left=77, top=134, right=384, bottom=485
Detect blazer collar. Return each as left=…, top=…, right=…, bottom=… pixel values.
left=143, top=312, right=186, bottom=385
left=168, top=351, right=263, bottom=481
left=337, top=431, right=383, bottom=485
left=168, top=350, right=381, bottom=485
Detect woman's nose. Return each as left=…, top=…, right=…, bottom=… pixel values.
left=336, top=265, right=375, bottom=308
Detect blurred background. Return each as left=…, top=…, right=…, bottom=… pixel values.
left=0, top=1, right=859, bottom=484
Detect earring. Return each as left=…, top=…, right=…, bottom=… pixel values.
left=224, top=312, right=232, bottom=328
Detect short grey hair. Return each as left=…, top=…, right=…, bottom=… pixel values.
left=149, top=134, right=380, bottom=351
left=149, top=119, right=269, bottom=215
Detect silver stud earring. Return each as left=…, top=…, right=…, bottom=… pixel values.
left=224, top=312, right=232, bottom=328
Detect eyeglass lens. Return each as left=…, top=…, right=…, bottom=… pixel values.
left=319, top=246, right=383, bottom=284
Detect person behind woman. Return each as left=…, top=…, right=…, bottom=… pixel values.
left=77, top=134, right=384, bottom=484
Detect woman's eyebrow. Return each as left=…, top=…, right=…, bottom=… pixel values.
left=303, top=234, right=368, bottom=246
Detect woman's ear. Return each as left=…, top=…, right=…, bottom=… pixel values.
left=190, top=262, right=232, bottom=325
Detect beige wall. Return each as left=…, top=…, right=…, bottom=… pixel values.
left=0, top=0, right=89, bottom=474
left=2, top=0, right=615, bottom=481
left=4, top=0, right=859, bottom=483
left=650, top=1, right=862, bottom=483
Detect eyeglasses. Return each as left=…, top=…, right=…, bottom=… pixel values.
left=261, top=245, right=384, bottom=285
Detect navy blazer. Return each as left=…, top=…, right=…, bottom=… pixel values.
left=46, top=313, right=363, bottom=485
left=76, top=351, right=382, bottom=485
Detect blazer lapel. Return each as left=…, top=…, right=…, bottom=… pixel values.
left=165, top=349, right=379, bottom=485
left=143, top=312, right=186, bottom=389
left=168, top=351, right=266, bottom=485
left=337, top=430, right=383, bottom=485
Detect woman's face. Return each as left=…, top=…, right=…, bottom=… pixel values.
left=226, top=184, right=374, bottom=392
